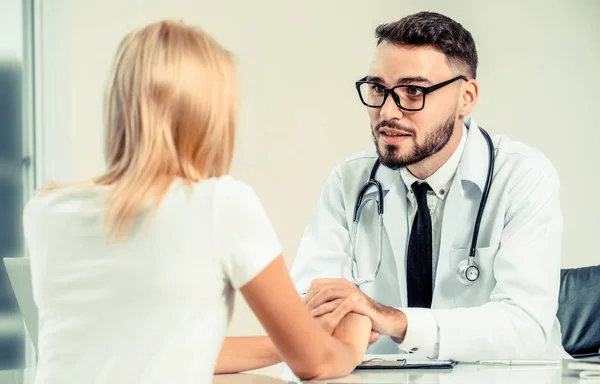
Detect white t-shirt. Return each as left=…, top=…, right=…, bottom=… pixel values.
left=23, top=176, right=281, bottom=384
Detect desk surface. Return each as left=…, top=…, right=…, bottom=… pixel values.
left=0, top=360, right=591, bottom=383
left=215, top=360, right=589, bottom=384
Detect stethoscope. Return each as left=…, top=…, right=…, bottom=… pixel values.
left=349, top=126, right=495, bottom=287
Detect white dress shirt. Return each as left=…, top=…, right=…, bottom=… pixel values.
left=396, top=125, right=467, bottom=357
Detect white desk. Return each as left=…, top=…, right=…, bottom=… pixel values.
left=0, top=360, right=590, bottom=383
left=214, top=360, right=588, bottom=383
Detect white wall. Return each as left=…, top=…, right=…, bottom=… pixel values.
left=0, top=0, right=22, bottom=59
left=36, top=0, right=600, bottom=336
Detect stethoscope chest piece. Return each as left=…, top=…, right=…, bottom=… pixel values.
left=456, top=256, right=480, bottom=286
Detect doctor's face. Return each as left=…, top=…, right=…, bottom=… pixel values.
left=363, top=42, right=465, bottom=170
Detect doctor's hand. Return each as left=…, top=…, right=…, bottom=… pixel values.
left=312, top=295, right=380, bottom=345
left=312, top=294, right=360, bottom=335
left=304, top=278, right=407, bottom=341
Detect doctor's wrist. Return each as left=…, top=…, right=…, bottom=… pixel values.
left=372, top=303, right=407, bottom=341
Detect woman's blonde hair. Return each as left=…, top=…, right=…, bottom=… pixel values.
left=85, top=20, right=236, bottom=240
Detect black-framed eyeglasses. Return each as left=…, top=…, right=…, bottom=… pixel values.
left=355, top=75, right=467, bottom=111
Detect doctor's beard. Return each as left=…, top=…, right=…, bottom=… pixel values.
left=371, top=113, right=455, bottom=170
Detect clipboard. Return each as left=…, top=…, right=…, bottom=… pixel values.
left=356, top=357, right=457, bottom=370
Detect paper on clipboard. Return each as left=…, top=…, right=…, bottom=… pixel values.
left=356, top=354, right=457, bottom=370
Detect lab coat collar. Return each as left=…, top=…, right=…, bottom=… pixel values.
left=458, top=116, right=490, bottom=193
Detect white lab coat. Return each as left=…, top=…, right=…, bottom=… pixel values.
left=291, top=117, right=571, bottom=361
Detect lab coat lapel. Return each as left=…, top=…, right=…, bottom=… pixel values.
left=433, top=118, right=489, bottom=307
left=459, top=118, right=491, bottom=192
left=434, top=172, right=463, bottom=308
left=366, top=165, right=409, bottom=307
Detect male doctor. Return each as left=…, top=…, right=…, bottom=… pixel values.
left=291, top=11, right=570, bottom=361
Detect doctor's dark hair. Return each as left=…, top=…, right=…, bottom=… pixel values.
left=375, top=12, right=478, bottom=79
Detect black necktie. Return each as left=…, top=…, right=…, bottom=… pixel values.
left=407, top=181, right=433, bottom=308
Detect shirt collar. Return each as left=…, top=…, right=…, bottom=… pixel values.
left=400, top=124, right=468, bottom=200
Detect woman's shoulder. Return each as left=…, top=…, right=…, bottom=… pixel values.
left=23, top=183, right=105, bottom=230
left=197, top=175, right=264, bottom=214
left=193, top=175, right=256, bottom=199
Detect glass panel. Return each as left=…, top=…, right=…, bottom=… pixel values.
left=0, top=0, right=36, bottom=372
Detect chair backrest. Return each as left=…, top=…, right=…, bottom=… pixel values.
left=557, top=265, right=600, bottom=357
left=3, top=257, right=37, bottom=353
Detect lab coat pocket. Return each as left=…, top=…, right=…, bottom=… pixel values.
left=449, top=246, right=498, bottom=307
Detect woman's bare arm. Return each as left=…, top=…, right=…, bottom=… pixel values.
left=239, top=255, right=371, bottom=380
left=332, top=313, right=371, bottom=356
left=214, top=313, right=373, bottom=374
left=214, top=336, right=280, bottom=374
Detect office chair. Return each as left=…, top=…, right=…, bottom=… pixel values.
left=557, top=265, right=600, bottom=358
left=3, top=257, right=37, bottom=354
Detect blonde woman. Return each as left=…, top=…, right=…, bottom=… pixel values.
left=23, top=20, right=371, bottom=383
